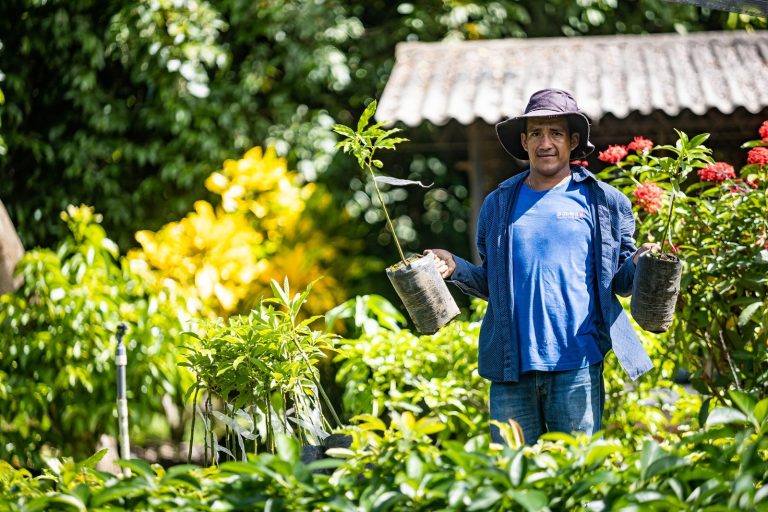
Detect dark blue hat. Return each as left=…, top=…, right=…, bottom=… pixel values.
left=495, top=88, right=594, bottom=160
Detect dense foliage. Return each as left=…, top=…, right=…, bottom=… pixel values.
left=1, top=0, right=763, bottom=252
left=129, top=146, right=370, bottom=318
left=1, top=398, right=766, bottom=510
left=332, top=297, right=702, bottom=446
left=597, top=125, right=768, bottom=398
left=335, top=318, right=489, bottom=440
left=181, top=279, right=341, bottom=461
left=0, top=206, right=192, bottom=468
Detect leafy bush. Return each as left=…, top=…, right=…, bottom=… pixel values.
left=2, top=395, right=766, bottom=511
left=130, top=146, right=371, bottom=319
left=334, top=312, right=489, bottom=439
left=602, top=320, right=702, bottom=445
left=597, top=126, right=768, bottom=397
left=181, top=279, right=341, bottom=462
left=0, top=206, right=192, bottom=468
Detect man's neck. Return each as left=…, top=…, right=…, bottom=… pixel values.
left=526, top=168, right=572, bottom=191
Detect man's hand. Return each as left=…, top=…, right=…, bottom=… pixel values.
left=425, top=249, right=456, bottom=279
left=633, top=242, right=661, bottom=265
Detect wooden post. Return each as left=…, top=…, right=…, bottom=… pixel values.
left=466, top=122, right=526, bottom=264
left=0, top=200, right=24, bottom=294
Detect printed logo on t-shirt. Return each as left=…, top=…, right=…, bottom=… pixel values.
left=556, top=211, right=588, bottom=220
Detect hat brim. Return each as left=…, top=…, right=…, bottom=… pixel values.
left=495, top=111, right=595, bottom=160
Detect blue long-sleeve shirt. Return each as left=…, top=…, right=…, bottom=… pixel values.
left=449, top=165, right=653, bottom=382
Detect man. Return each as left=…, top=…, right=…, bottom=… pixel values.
left=428, top=88, right=656, bottom=444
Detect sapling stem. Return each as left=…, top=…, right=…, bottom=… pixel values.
left=289, top=333, right=342, bottom=427
left=661, top=187, right=676, bottom=255
left=187, top=381, right=199, bottom=464
left=366, top=163, right=407, bottom=266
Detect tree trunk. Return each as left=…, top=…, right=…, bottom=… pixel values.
left=0, top=200, right=24, bottom=294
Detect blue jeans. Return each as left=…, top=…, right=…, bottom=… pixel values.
left=489, top=363, right=604, bottom=445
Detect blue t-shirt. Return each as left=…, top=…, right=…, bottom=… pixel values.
left=510, top=176, right=603, bottom=372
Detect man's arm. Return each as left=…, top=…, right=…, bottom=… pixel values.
left=426, top=196, right=491, bottom=300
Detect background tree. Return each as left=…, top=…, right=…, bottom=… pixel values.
left=0, top=0, right=762, bottom=258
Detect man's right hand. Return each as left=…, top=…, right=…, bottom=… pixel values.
left=424, top=249, right=456, bottom=279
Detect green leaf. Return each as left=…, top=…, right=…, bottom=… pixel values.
left=275, top=434, right=300, bottom=465
left=91, top=482, right=147, bottom=506
left=737, top=301, right=763, bottom=327
left=116, top=459, right=157, bottom=485
left=357, top=100, right=377, bottom=132
left=232, top=355, right=246, bottom=370
left=79, top=448, right=109, bottom=469
left=729, top=390, right=757, bottom=417
left=507, top=489, right=550, bottom=512
left=755, top=398, right=768, bottom=425
left=645, top=456, right=688, bottom=479
left=508, top=449, right=527, bottom=486
left=705, top=407, right=749, bottom=427
left=688, top=133, right=710, bottom=148
left=371, top=490, right=406, bottom=512
left=741, top=140, right=768, bottom=148
left=640, top=440, right=664, bottom=480
left=467, top=487, right=502, bottom=511
left=332, top=124, right=355, bottom=138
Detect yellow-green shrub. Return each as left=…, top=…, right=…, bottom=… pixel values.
left=131, top=147, right=365, bottom=318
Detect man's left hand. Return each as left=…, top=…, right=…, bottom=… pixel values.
left=633, top=242, right=661, bottom=265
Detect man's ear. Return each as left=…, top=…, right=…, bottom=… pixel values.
left=570, top=132, right=580, bottom=151
left=520, top=132, right=528, bottom=152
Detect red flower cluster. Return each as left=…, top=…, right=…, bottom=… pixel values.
left=598, top=145, right=628, bottom=164
left=633, top=181, right=664, bottom=214
left=570, top=160, right=589, bottom=168
left=759, top=120, right=768, bottom=141
left=747, top=147, right=768, bottom=167
left=697, top=162, right=735, bottom=182
left=627, top=136, right=654, bottom=153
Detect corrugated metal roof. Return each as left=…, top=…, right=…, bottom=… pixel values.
left=376, top=31, right=768, bottom=126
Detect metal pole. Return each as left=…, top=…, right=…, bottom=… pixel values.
left=115, top=323, right=131, bottom=468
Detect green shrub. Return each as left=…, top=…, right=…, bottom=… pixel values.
left=597, top=127, right=768, bottom=397
left=2, top=395, right=766, bottom=511
left=0, top=206, right=192, bottom=468
left=333, top=310, right=488, bottom=440
left=181, top=279, right=341, bottom=461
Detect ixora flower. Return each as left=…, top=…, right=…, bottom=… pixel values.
left=633, top=181, right=664, bottom=214
left=697, top=162, right=736, bottom=182
left=596, top=130, right=713, bottom=333
left=747, top=146, right=768, bottom=167
left=627, top=136, right=654, bottom=153
left=598, top=144, right=628, bottom=164
left=759, top=120, right=768, bottom=141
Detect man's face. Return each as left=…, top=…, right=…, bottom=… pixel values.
left=520, top=116, right=580, bottom=177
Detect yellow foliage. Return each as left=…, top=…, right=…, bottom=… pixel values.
left=130, top=147, right=352, bottom=318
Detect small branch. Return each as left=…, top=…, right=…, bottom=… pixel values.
left=718, top=329, right=742, bottom=390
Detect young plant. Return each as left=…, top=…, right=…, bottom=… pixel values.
left=597, top=130, right=714, bottom=256
left=181, top=278, right=341, bottom=463
left=333, top=100, right=429, bottom=266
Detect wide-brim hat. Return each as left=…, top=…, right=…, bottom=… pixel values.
left=495, top=88, right=595, bottom=160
